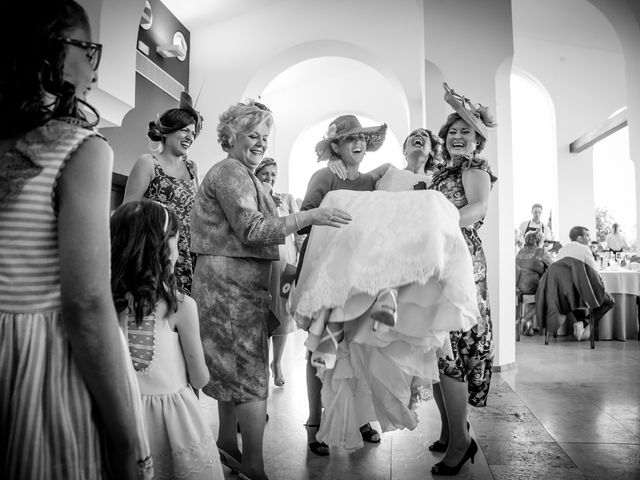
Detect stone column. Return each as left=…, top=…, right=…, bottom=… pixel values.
left=424, top=0, right=517, bottom=369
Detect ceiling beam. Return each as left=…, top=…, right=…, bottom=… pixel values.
left=570, top=108, right=627, bottom=153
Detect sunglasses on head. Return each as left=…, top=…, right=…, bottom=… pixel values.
left=254, top=101, right=271, bottom=112
left=56, top=36, right=102, bottom=71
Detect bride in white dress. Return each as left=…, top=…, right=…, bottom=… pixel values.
left=289, top=128, right=480, bottom=451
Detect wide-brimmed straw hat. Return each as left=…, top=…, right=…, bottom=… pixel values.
left=315, top=115, right=387, bottom=161
left=442, top=82, right=496, bottom=140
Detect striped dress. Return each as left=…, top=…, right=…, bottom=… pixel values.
left=0, top=119, right=153, bottom=480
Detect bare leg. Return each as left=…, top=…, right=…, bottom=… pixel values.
left=236, top=399, right=269, bottom=480
left=271, top=334, right=287, bottom=384
left=217, top=400, right=241, bottom=460
left=432, top=382, right=449, bottom=444
left=305, top=353, right=323, bottom=441
left=439, top=375, right=470, bottom=466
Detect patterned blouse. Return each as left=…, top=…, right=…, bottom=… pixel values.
left=143, top=157, right=197, bottom=294
left=430, top=154, right=497, bottom=230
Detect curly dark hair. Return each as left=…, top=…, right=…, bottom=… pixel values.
left=147, top=109, right=198, bottom=142
left=402, top=128, right=443, bottom=171
left=111, top=200, right=179, bottom=326
left=0, top=1, right=98, bottom=138
left=524, top=230, right=544, bottom=247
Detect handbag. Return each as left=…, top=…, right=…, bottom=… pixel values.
left=279, top=263, right=297, bottom=298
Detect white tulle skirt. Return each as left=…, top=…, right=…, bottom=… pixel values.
left=289, top=188, right=479, bottom=451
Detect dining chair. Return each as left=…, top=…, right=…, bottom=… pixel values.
left=537, top=257, right=606, bottom=350
left=516, top=293, right=536, bottom=341
left=546, top=309, right=597, bottom=349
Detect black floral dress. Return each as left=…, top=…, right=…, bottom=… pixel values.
left=144, top=158, right=197, bottom=294
left=430, top=155, right=497, bottom=407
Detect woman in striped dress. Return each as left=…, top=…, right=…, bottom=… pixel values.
left=0, top=2, right=152, bottom=479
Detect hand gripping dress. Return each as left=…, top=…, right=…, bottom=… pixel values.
left=289, top=167, right=480, bottom=451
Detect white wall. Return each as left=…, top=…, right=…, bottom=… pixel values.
left=259, top=57, right=408, bottom=195
left=513, top=0, right=627, bottom=242
left=78, top=0, right=145, bottom=127
left=424, top=0, right=517, bottom=368
left=587, top=0, right=640, bottom=248
left=187, top=0, right=425, bottom=177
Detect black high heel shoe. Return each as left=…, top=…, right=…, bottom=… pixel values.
left=304, top=424, right=329, bottom=456
left=360, top=423, right=381, bottom=443
left=431, top=438, right=478, bottom=476
left=428, top=421, right=470, bottom=452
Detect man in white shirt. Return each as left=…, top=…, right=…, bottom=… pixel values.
left=605, top=223, right=628, bottom=253
left=555, top=226, right=614, bottom=341
left=556, top=226, right=599, bottom=271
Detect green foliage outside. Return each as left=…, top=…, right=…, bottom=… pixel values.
left=595, top=207, right=615, bottom=244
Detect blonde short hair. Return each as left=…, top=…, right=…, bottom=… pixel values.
left=217, top=99, right=273, bottom=152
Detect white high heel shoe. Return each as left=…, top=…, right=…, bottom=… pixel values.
left=370, top=288, right=398, bottom=329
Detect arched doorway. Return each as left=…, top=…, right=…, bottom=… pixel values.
left=511, top=70, right=558, bottom=238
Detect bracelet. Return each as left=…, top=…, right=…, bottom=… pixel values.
left=294, top=213, right=302, bottom=231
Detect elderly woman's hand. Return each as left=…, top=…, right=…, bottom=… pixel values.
left=308, top=207, right=352, bottom=227
left=271, top=192, right=283, bottom=207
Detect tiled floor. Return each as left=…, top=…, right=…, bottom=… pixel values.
left=202, top=330, right=640, bottom=479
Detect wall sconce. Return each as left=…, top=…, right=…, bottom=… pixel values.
left=156, top=43, right=186, bottom=58
left=156, top=31, right=188, bottom=61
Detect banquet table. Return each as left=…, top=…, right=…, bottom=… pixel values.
left=598, top=268, right=640, bottom=341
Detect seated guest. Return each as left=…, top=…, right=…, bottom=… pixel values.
left=516, top=231, right=552, bottom=335
left=518, top=203, right=554, bottom=242
left=556, top=226, right=598, bottom=270
left=605, top=223, right=628, bottom=253
left=589, top=241, right=601, bottom=263
left=555, top=226, right=615, bottom=340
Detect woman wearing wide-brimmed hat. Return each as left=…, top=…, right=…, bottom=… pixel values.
left=428, top=83, right=497, bottom=475
left=296, top=114, right=389, bottom=456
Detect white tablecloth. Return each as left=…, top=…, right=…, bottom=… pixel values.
left=599, top=269, right=639, bottom=341
left=600, top=270, right=640, bottom=295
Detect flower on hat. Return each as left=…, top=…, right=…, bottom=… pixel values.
left=325, top=123, right=338, bottom=139
left=473, top=104, right=497, bottom=128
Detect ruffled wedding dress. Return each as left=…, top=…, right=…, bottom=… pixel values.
left=288, top=167, right=480, bottom=451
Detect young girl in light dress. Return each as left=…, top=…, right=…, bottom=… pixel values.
left=111, top=200, right=223, bottom=480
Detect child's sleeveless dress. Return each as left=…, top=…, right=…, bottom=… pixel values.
left=128, top=311, right=222, bottom=479
left=0, top=119, right=153, bottom=479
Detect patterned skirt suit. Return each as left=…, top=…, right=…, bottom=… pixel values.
left=191, top=157, right=286, bottom=402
